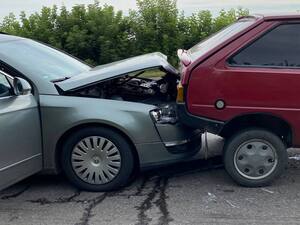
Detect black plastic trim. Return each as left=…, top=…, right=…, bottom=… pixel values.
left=166, top=132, right=202, bottom=154
left=177, top=103, right=224, bottom=134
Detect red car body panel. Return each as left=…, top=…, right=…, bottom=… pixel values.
left=181, top=14, right=300, bottom=146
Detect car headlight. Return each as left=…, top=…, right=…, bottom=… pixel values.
left=150, top=105, right=177, bottom=124
left=150, top=108, right=162, bottom=121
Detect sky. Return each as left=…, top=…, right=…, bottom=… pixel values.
left=1, top=0, right=300, bottom=20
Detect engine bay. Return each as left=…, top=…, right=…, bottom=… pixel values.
left=68, top=70, right=179, bottom=105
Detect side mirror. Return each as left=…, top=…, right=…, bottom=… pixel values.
left=13, top=77, right=32, bottom=96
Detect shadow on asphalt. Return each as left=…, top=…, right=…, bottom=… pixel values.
left=0, top=156, right=224, bottom=192
left=143, top=156, right=223, bottom=178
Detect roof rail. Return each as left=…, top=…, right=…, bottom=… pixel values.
left=0, top=31, right=9, bottom=35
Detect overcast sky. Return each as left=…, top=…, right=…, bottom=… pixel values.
left=1, top=0, right=300, bottom=20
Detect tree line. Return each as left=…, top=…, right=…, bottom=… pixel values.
left=0, top=0, right=249, bottom=66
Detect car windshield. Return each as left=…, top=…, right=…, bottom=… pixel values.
left=0, top=39, right=91, bottom=82
left=188, top=18, right=257, bottom=62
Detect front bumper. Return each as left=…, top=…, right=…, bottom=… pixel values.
left=136, top=120, right=202, bottom=169
left=155, top=122, right=202, bottom=154
left=165, top=131, right=202, bottom=154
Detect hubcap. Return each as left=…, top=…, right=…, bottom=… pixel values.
left=71, top=136, right=121, bottom=185
left=233, top=139, right=278, bottom=180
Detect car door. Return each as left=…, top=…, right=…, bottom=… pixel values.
left=0, top=71, right=42, bottom=190
left=222, top=22, right=300, bottom=112
left=190, top=22, right=300, bottom=121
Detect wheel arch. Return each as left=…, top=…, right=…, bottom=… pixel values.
left=219, top=113, right=293, bottom=147
left=55, top=122, right=140, bottom=172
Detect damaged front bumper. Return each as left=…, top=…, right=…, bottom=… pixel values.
left=155, top=123, right=202, bottom=154
left=151, top=104, right=202, bottom=154
left=137, top=121, right=202, bottom=169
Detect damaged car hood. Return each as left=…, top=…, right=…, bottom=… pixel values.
left=56, top=52, right=178, bottom=92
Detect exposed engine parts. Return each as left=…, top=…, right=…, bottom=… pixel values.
left=69, top=71, right=179, bottom=105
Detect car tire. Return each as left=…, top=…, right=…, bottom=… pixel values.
left=223, top=128, right=287, bottom=187
left=61, top=127, right=135, bottom=192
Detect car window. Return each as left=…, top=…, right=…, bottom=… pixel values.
left=228, top=24, right=300, bottom=68
left=0, top=39, right=91, bottom=82
left=0, top=73, right=11, bottom=97
left=188, top=18, right=256, bottom=62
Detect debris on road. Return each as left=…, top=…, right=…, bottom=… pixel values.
left=225, top=200, right=238, bottom=208
left=261, top=188, right=275, bottom=194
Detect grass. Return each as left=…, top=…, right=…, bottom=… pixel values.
left=130, top=69, right=165, bottom=79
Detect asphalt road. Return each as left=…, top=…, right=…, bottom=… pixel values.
left=1, top=134, right=300, bottom=225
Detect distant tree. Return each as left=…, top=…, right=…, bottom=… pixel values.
left=0, top=13, right=21, bottom=34
left=178, top=10, right=213, bottom=49
left=0, top=1, right=249, bottom=66
left=213, top=8, right=249, bottom=32
left=129, top=0, right=180, bottom=64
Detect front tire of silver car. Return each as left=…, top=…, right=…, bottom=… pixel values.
left=223, top=128, right=288, bottom=187
left=61, top=127, right=135, bottom=192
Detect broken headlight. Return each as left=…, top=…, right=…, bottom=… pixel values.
left=150, top=104, right=177, bottom=124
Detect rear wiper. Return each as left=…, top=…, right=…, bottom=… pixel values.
left=51, top=77, right=71, bottom=83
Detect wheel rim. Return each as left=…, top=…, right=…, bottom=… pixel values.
left=233, top=139, right=278, bottom=180
left=71, top=136, right=121, bottom=185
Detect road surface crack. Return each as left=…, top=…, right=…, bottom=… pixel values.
left=75, top=193, right=108, bottom=225
left=27, top=189, right=81, bottom=205
left=57, top=189, right=81, bottom=203
left=1, top=184, right=31, bottom=200
left=135, top=177, right=173, bottom=225
left=135, top=176, right=149, bottom=196
left=154, top=178, right=173, bottom=225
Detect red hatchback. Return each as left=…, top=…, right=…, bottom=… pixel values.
left=177, top=14, right=300, bottom=187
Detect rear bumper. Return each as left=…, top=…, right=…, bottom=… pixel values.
left=177, top=103, right=224, bottom=134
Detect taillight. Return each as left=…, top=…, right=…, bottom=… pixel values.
left=177, top=49, right=191, bottom=66
left=177, top=82, right=184, bottom=103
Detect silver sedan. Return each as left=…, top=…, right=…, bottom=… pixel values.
left=0, top=34, right=201, bottom=191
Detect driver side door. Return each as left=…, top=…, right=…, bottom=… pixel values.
left=0, top=72, right=42, bottom=190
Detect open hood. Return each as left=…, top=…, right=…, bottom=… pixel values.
left=56, top=52, right=178, bottom=92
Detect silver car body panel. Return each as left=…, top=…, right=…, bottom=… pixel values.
left=56, top=52, right=179, bottom=92
left=40, top=95, right=200, bottom=171
left=0, top=34, right=201, bottom=189
left=0, top=94, right=42, bottom=190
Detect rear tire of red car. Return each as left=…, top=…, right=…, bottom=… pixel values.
left=61, top=127, right=135, bottom=192
left=223, top=128, right=288, bottom=187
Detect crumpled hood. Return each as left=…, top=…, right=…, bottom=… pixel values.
left=56, top=52, right=178, bottom=92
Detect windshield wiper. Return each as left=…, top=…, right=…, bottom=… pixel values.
left=51, top=77, right=71, bottom=83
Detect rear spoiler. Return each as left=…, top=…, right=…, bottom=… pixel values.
left=238, top=15, right=263, bottom=21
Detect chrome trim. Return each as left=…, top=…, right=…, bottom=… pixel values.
left=0, top=153, right=42, bottom=172
left=165, top=139, right=189, bottom=147
left=0, top=95, right=14, bottom=100
left=0, top=70, right=13, bottom=80
left=164, top=133, right=202, bottom=147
